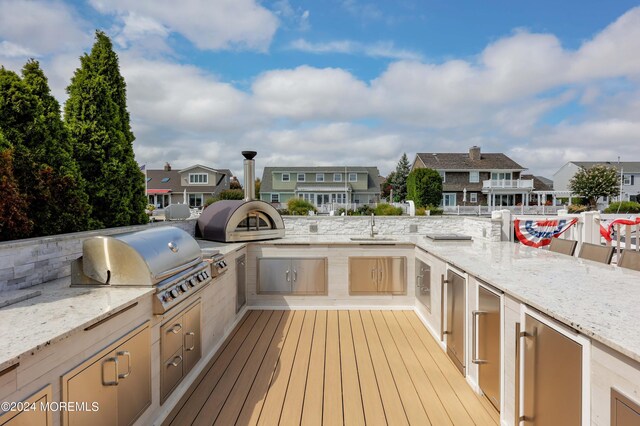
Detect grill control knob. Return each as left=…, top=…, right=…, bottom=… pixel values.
left=202, top=271, right=208, bottom=278
left=197, top=274, right=203, bottom=282
left=163, top=291, right=172, bottom=302
left=180, top=283, right=187, bottom=292
left=170, top=289, right=178, bottom=298
left=188, top=278, right=195, bottom=287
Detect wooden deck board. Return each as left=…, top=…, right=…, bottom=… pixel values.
left=167, top=310, right=499, bottom=426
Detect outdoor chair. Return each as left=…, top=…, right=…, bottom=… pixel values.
left=618, top=250, right=640, bottom=271
left=577, top=242, right=614, bottom=264
left=548, top=238, right=578, bottom=256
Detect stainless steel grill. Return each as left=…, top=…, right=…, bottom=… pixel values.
left=71, top=226, right=213, bottom=314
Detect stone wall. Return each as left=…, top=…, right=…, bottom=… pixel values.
left=282, top=215, right=501, bottom=242
left=0, top=220, right=196, bottom=292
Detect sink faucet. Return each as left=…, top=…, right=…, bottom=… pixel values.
left=370, top=213, right=378, bottom=238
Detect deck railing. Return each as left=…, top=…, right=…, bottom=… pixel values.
left=482, top=179, right=534, bottom=189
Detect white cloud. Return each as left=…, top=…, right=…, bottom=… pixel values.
left=0, top=41, right=39, bottom=58
left=89, top=0, right=279, bottom=51
left=0, top=0, right=89, bottom=56
left=290, top=38, right=423, bottom=61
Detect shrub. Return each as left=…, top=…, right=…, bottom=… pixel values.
left=426, top=206, right=443, bottom=215
left=604, top=201, right=640, bottom=213
left=374, top=203, right=403, bottom=216
left=218, top=189, right=244, bottom=200
left=568, top=204, right=589, bottom=214
left=204, top=197, right=218, bottom=208
left=356, top=205, right=374, bottom=216
left=287, top=198, right=317, bottom=215
left=406, top=168, right=443, bottom=208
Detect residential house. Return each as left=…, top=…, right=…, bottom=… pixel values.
left=259, top=166, right=381, bottom=209
left=412, top=146, right=532, bottom=208
left=554, top=161, right=640, bottom=207
left=146, top=163, right=233, bottom=208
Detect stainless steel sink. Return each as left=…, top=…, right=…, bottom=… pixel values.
left=349, top=237, right=396, bottom=241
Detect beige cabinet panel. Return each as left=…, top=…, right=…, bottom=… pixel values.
left=64, top=351, right=118, bottom=426
left=116, top=327, right=151, bottom=426
left=349, top=258, right=379, bottom=294
left=612, top=389, right=640, bottom=426
left=0, top=385, right=53, bottom=426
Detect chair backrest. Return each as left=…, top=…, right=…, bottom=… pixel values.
left=618, top=250, right=640, bottom=271
left=578, top=242, right=615, bottom=264
left=548, top=238, right=578, bottom=256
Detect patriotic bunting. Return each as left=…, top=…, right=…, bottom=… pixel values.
left=514, top=218, right=578, bottom=248
left=599, top=217, right=640, bottom=242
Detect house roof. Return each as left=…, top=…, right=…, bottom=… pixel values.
left=521, top=174, right=553, bottom=191
left=260, top=166, right=381, bottom=193
left=569, top=161, right=640, bottom=173
left=146, top=167, right=233, bottom=195
left=415, top=152, right=525, bottom=171
left=179, top=164, right=224, bottom=174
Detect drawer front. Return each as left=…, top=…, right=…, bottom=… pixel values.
left=161, top=316, right=184, bottom=362
left=183, top=303, right=201, bottom=374
left=161, top=348, right=184, bottom=403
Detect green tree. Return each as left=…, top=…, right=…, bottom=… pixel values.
left=255, top=177, right=261, bottom=199
left=569, top=165, right=620, bottom=209
left=381, top=171, right=395, bottom=200
left=0, top=61, right=90, bottom=239
left=391, top=153, right=410, bottom=202
left=65, top=31, right=147, bottom=229
left=0, top=137, right=32, bottom=240
left=406, top=168, right=443, bottom=208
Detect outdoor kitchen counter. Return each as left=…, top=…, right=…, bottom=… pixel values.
left=414, top=238, right=640, bottom=364
left=0, top=277, right=153, bottom=371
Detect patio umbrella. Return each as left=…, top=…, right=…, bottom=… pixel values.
left=183, top=189, right=187, bottom=204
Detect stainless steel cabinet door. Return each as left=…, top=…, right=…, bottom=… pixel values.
left=349, top=258, right=379, bottom=294
left=183, top=303, right=201, bottom=374
left=378, top=257, right=406, bottom=294
left=236, top=255, right=246, bottom=312
left=446, top=270, right=466, bottom=375
left=116, top=327, right=151, bottom=426
left=292, top=258, right=327, bottom=294
left=415, top=259, right=431, bottom=310
left=522, top=314, right=581, bottom=425
left=258, top=258, right=292, bottom=293
left=475, top=286, right=501, bottom=411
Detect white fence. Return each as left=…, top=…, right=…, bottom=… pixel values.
left=443, top=205, right=565, bottom=216
left=498, top=210, right=640, bottom=263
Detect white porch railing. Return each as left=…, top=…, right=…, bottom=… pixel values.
left=442, top=205, right=565, bottom=216
left=482, top=179, right=534, bottom=189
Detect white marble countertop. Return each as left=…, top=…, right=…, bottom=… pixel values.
left=0, top=278, right=153, bottom=371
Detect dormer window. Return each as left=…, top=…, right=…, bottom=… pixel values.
left=316, top=173, right=324, bottom=182
left=282, top=173, right=290, bottom=182
left=334, top=173, right=342, bottom=182
left=189, top=173, right=208, bottom=184
left=349, top=173, right=357, bottom=182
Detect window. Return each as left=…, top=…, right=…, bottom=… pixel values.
left=623, top=175, right=631, bottom=185
left=491, top=172, right=512, bottom=181
left=439, top=171, right=446, bottom=183
left=161, top=177, right=170, bottom=183
left=333, top=173, right=342, bottom=182
left=470, top=192, right=478, bottom=203
left=349, top=173, right=357, bottom=182
left=316, top=173, right=324, bottom=182
left=469, top=171, right=479, bottom=183
left=297, top=173, right=305, bottom=182
left=146, top=177, right=152, bottom=182
left=189, top=173, right=208, bottom=184
left=271, top=193, right=280, bottom=203
left=443, top=193, right=456, bottom=206
left=188, top=193, right=204, bottom=207
left=282, top=173, right=290, bottom=182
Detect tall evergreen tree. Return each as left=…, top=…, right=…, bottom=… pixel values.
left=391, top=153, right=411, bottom=202
left=0, top=62, right=90, bottom=239
left=0, top=133, right=32, bottom=240
left=65, top=31, right=147, bottom=229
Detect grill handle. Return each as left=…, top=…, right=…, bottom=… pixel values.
left=154, top=258, right=202, bottom=281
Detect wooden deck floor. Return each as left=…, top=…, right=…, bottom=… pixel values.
left=163, top=310, right=499, bottom=426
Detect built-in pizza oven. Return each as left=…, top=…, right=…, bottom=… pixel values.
left=196, top=151, right=285, bottom=243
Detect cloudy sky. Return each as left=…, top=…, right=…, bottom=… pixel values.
left=1, top=0, right=640, bottom=181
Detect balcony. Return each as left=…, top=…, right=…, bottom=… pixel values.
left=482, top=179, right=534, bottom=191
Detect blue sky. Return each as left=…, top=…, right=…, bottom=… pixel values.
left=1, top=0, right=640, bottom=180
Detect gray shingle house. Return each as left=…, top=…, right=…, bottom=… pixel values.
left=146, top=163, right=233, bottom=208
left=412, top=146, right=532, bottom=208
left=260, top=166, right=381, bottom=209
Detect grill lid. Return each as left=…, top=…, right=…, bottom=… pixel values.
left=197, top=200, right=285, bottom=242
left=77, top=226, right=202, bottom=286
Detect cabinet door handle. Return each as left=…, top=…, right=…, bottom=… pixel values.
left=116, top=351, right=132, bottom=379
left=102, top=356, right=119, bottom=386
left=169, top=323, right=182, bottom=334
left=471, top=311, right=488, bottom=364
left=169, top=355, right=183, bottom=368
left=371, top=268, right=376, bottom=280
left=293, top=269, right=297, bottom=282
left=185, top=332, right=196, bottom=351
left=440, top=275, right=449, bottom=341
left=518, top=331, right=532, bottom=424
left=286, top=270, right=290, bottom=282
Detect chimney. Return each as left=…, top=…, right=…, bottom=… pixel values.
left=164, top=162, right=171, bottom=171
left=469, top=146, right=481, bottom=161
left=242, top=151, right=257, bottom=201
